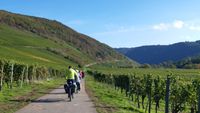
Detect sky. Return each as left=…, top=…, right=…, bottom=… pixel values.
left=1, top=0, right=200, bottom=48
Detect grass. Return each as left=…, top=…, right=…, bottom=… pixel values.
left=0, top=77, right=65, bottom=113
left=85, top=75, right=144, bottom=113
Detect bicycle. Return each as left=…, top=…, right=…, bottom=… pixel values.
left=64, top=80, right=75, bottom=101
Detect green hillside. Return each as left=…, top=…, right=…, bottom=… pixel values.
left=0, top=11, right=130, bottom=65
left=0, top=10, right=133, bottom=68
left=0, top=24, right=78, bottom=68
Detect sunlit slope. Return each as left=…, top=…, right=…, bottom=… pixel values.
left=0, top=10, right=128, bottom=64
left=0, top=24, right=92, bottom=68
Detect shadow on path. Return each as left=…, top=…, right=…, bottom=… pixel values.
left=32, top=98, right=65, bottom=103
left=39, top=92, right=66, bottom=95
left=10, top=98, right=66, bottom=103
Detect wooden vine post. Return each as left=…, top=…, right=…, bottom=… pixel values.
left=0, top=61, right=4, bottom=91
left=20, top=67, right=25, bottom=88
left=10, top=63, right=14, bottom=89
left=148, top=76, right=152, bottom=113
left=198, top=85, right=200, bottom=113
left=25, top=65, right=29, bottom=84
left=165, top=75, right=170, bottom=113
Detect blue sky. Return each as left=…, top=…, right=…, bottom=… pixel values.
left=1, top=0, right=200, bottom=47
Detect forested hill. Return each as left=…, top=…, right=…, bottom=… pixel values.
left=0, top=10, right=130, bottom=66
left=116, top=40, right=200, bottom=64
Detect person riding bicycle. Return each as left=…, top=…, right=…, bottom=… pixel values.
left=75, top=69, right=81, bottom=92
left=65, top=66, right=76, bottom=98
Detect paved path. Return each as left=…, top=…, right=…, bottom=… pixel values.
left=15, top=81, right=97, bottom=113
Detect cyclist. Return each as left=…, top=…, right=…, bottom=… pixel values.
left=75, top=70, right=81, bottom=92
left=66, top=66, right=76, bottom=99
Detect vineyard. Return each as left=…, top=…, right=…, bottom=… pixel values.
left=0, top=59, right=64, bottom=92
left=87, top=68, right=200, bottom=113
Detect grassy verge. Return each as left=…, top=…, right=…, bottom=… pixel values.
left=85, top=75, right=144, bottom=113
left=0, top=78, right=65, bottom=113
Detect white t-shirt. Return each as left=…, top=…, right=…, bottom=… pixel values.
left=75, top=71, right=81, bottom=83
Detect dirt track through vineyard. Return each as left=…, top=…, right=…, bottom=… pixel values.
left=15, top=81, right=97, bottom=113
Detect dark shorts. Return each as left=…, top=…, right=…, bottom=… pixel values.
left=66, top=79, right=75, bottom=93
left=76, top=82, right=80, bottom=90
left=67, top=79, right=74, bottom=85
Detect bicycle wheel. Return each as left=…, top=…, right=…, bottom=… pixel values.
left=68, top=87, right=72, bottom=101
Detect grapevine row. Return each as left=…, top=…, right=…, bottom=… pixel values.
left=0, top=59, right=64, bottom=91
left=88, top=70, right=200, bottom=113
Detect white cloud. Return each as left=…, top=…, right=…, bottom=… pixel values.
left=153, top=23, right=169, bottom=30
left=153, top=20, right=185, bottom=31
left=189, top=25, right=200, bottom=31
left=173, top=20, right=184, bottom=29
